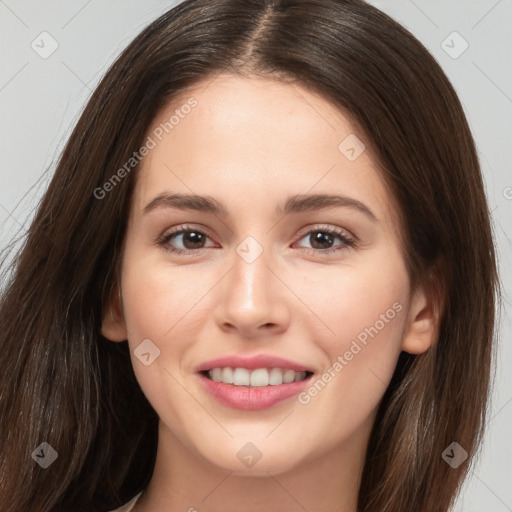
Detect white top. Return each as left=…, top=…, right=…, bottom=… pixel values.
left=108, top=491, right=143, bottom=512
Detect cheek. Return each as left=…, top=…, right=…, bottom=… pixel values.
left=300, top=255, right=408, bottom=341
left=295, top=254, right=409, bottom=401
left=120, top=251, right=203, bottom=341
left=118, top=259, right=200, bottom=414
left=119, top=252, right=221, bottom=403
left=121, top=275, right=170, bottom=341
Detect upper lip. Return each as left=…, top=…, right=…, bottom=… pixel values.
left=196, top=353, right=314, bottom=373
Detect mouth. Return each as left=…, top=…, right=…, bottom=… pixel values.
left=197, top=366, right=315, bottom=411
left=199, top=367, right=314, bottom=387
left=195, top=353, right=316, bottom=410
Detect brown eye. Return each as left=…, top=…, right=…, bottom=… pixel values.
left=170, top=230, right=207, bottom=249
left=157, top=226, right=216, bottom=254
left=295, top=227, right=356, bottom=254
left=308, top=231, right=337, bottom=250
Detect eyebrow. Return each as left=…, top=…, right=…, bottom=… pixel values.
left=143, top=192, right=378, bottom=222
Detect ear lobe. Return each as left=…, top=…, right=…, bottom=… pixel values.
left=101, top=286, right=128, bottom=342
left=401, top=283, right=441, bottom=355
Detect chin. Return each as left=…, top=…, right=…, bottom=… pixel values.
left=199, top=442, right=305, bottom=476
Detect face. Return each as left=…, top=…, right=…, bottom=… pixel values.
left=102, top=73, right=435, bottom=476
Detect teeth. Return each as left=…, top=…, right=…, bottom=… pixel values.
left=283, top=369, right=295, bottom=383
left=210, top=368, right=223, bottom=382
left=250, top=368, right=268, bottom=387
left=269, top=368, right=283, bottom=385
left=207, top=367, right=310, bottom=386
left=233, top=368, right=250, bottom=386
left=294, top=371, right=306, bottom=382
left=222, top=367, right=234, bottom=384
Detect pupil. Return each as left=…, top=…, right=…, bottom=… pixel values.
left=184, top=231, right=204, bottom=249
left=311, top=231, right=333, bottom=249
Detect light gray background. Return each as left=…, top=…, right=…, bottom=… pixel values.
left=0, top=1, right=511, bottom=510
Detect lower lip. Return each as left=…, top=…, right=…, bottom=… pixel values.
left=198, top=372, right=313, bottom=410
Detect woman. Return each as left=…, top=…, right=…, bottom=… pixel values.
left=0, top=0, right=501, bottom=511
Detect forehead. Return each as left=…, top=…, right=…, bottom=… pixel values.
left=132, top=73, right=400, bottom=231
left=164, top=73, right=359, bottom=158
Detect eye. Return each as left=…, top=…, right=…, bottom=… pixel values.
left=156, top=225, right=217, bottom=254
left=294, top=226, right=356, bottom=254
left=156, top=224, right=356, bottom=256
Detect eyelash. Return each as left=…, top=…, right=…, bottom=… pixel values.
left=155, top=224, right=357, bottom=256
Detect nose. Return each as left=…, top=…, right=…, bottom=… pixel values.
left=214, top=241, right=290, bottom=339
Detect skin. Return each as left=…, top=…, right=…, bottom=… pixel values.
left=102, top=73, right=438, bottom=512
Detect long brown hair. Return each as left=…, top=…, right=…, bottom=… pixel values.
left=0, top=1, right=501, bottom=511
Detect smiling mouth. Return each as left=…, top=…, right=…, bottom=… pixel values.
left=200, top=367, right=314, bottom=387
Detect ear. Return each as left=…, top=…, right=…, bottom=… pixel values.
left=101, top=285, right=128, bottom=342
left=401, top=280, right=441, bottom=355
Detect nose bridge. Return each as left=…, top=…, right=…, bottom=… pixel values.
left=231, top=235, right=274, bottom=312
left=215, top=234, right=289, bottom=334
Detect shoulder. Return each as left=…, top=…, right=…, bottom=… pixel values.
left=107, top=491, right=143, bottom=512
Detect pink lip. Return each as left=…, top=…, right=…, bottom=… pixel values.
left=197, top=372, right=313, bottom=410
left=195, top=353, right=315, bottom=410
left=195, top=353, right=314, bottom=373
